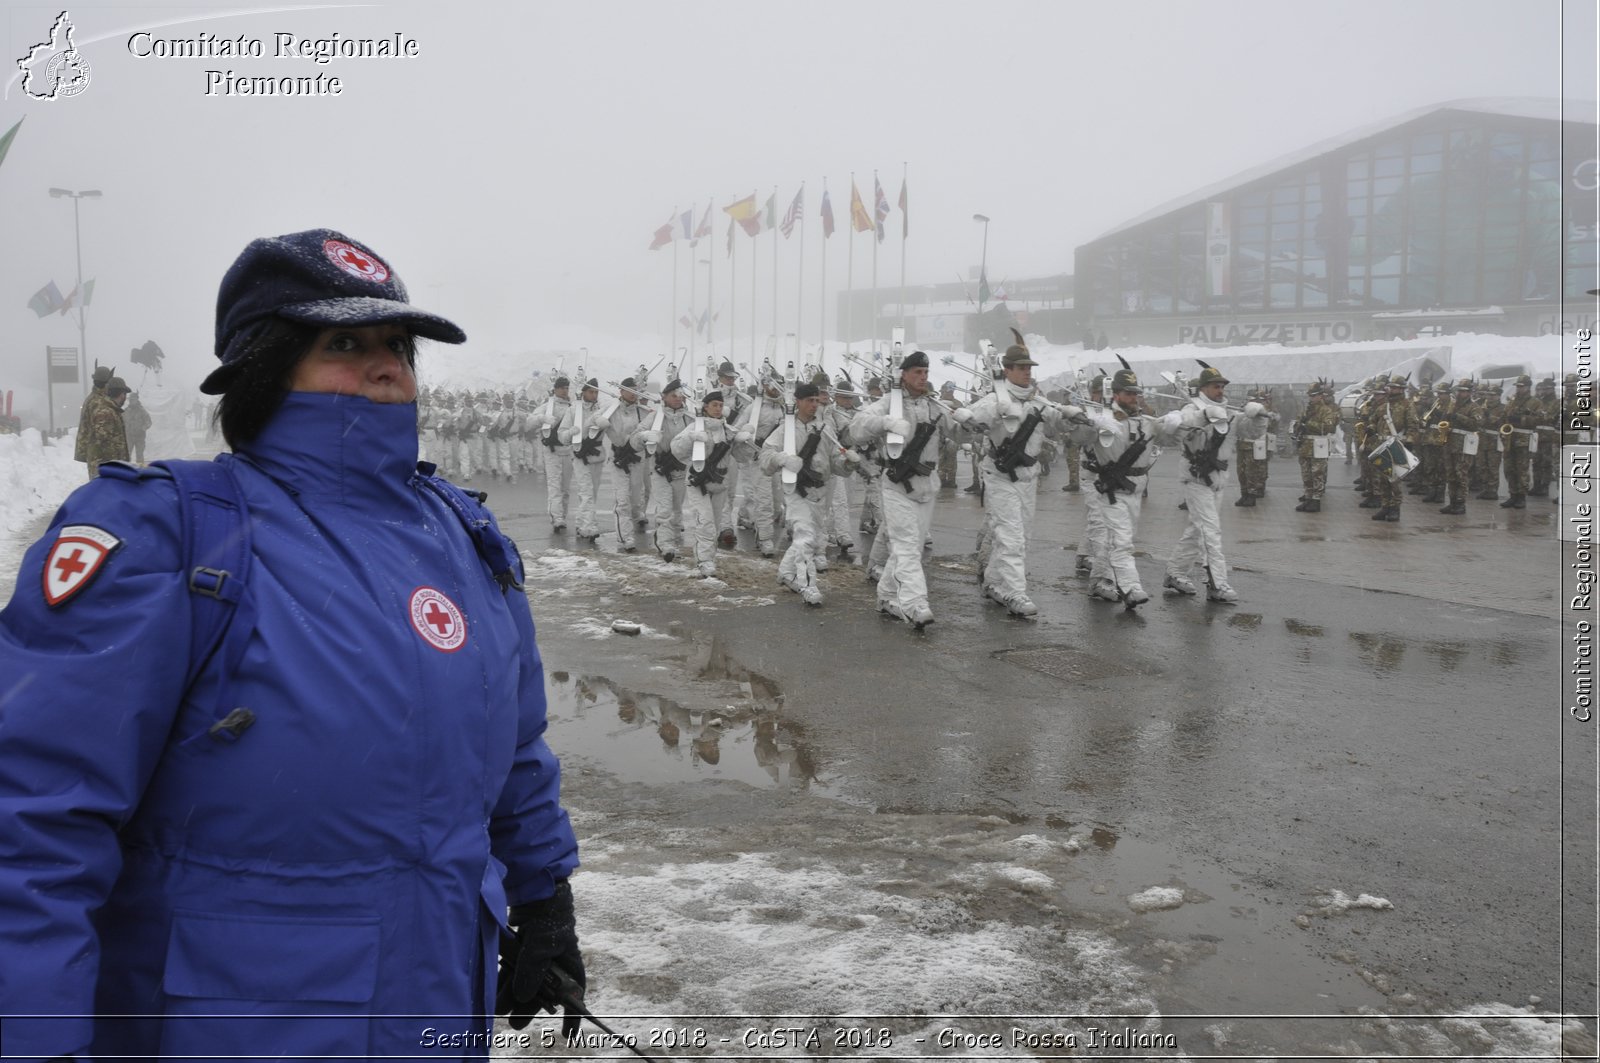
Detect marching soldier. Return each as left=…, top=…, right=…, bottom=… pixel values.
left=848, top=351, right=953, bottom=630
left=951, top=343, right=1065, bottom=617
left=1058, top=367, right=1181, bottom=608
left=733, top=374, right=787, bottom=557
left=1439, top=378, right=1482, bottom=515
left=937, top=381, right=961, bottom=488
left=1354, top=376, right=1386, bottom=508
left=1294, top=381, right=1341, bottom=512
left=643, top=379, right=692, bottom=562
left=535, top=377, right=573, bottom=532
left=1413, top=382, right=1450, bottom=505
left=1234, top=387, right=1272, bottom=506
left=453, top=390, right=480, bottom=482
left=822, top=375, right=863, bottom=559
left=605, top=378, right=652, bottom=552
left=672, top=390, right=743, bottom=578
left=489, top=393, right=518, bottom=484
left=761, top=382, right=849, bottom=606
left=715, top=361, right=747, bottom=543
left=1162, top=365, right=1271, bottom=603
left=557, top=378, right=607, bottom=542
left=1499, top=375, right=1538, bottom=509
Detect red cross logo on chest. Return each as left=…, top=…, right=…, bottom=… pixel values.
left=408, top=586, right=467, bottom=653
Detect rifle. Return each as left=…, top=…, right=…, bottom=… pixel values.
left=1083, top=425, right=1152, bottom=504
left=688, top=439, right=732, bottom=493
left=794, top=426, right=825, bottom=498
left=779, top=360, right=798, bottom=487
left=612, top=440, right=642, bottom=472
left=989, top=407, right=1044, bottom=482
left=884, top=420, right=939, bottom=490
left=1185, top=427, right=1229, bottom=486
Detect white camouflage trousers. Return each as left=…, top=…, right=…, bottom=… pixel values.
left=1097, top=477, right=1147, bottom=595
left=650, top=471, right=685, bottom=556
left=779, top=486, right=824, bottom=594
left=875, top=477, right=933, bottom=612
left=976, top=465, right=1036, bottom=602
left=542, top=446, right=572, bottom=527
left=612, top=460, right=648, bottom=549
left=572, top=460, right=604, bottom=538
left=683, top=486, right=725, bottom=569
left=1167, top=480, right=1231, bottom=591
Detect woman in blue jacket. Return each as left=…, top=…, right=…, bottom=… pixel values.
left=0, top=229, right=582, bottom=1058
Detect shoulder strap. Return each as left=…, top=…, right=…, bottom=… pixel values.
left=416, top=468, right=526, bottom=591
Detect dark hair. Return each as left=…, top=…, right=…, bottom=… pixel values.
left=211, top=319, right=419, bottom=447
left=212, top=319, right=320, bottom=448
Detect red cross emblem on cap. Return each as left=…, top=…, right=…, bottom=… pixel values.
left=43, top=524, right=122, bottom=607
left=324, top=238, right=391, bottom=284
left=408, top=586, right=467, bottom=652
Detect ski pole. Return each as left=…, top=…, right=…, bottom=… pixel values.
left=542, top=966, right=664, bottom=1063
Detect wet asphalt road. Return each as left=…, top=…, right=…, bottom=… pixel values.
left=480, top=449, right=1594, bottom=1029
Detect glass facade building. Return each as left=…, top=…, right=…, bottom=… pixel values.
left=1076, top=101, right=1596, bottom=341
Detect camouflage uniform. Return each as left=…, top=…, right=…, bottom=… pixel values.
left=1439, top=382, right=1482, bottom=514
left=1294, top=386, right=1341, bottom=510
left=937, top=385, right=961, bottom=487
left=1473, top=386, right=1505, bottom=499
left=1530, top=378, right=1558, bottom=498
left=1353, top=378, right=1385, bottom=507
left=1368, top=383, right=1415, bottom=520
left=79, top=380, right=130, bottom=480
left=1498, top=376, right=1538, bottom=508
left=1234, top=388, right=1273, bottom=505
left=1411, top=382, right=1450, bottom=504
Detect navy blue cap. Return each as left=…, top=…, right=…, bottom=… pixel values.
left=902, top=350, right=930, bottom=369
left=204, top=228, right=465, bottom=394
left=702, top=389, right=724, bottom=406
left=793, top=382, right=821, bottom=400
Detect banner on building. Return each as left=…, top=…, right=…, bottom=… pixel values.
left=1205, top=201, right=1231, bottom=298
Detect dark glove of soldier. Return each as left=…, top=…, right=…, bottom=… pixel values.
left=494, top=878, right=585, bottom=1035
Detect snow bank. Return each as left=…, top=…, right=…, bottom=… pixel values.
left=0, top=430, right=83, bottom=540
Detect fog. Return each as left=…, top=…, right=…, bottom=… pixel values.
left=0, top=0, right=1591, bottom=396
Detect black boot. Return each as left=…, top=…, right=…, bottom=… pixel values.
left=1305, top=498, right=1321, bottom=512
left=1439, top=501, right=1465, bottom=515
left=1371, top=506, right=1391, bottom=520
left=1234, top=495, right=1254, bottom=507
left=1529, top=484, right=1549, bottom=497
left=1508, top=495, right=1526, bottom=509
left=1385, top=506, right=1400, bottom=522
left=1359, top=496, right=1381, bottom=509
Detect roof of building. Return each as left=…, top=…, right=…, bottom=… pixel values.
left=1085, top=97, right=1598, bottom=246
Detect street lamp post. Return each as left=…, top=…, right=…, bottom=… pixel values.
left=972, top=213, right=990, bottom=317
left=49, top=187, right=102, bottom=396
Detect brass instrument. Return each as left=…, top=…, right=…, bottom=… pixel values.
left=1498, top=422, right=1514, bottom=437
left=1434, top=419, right=1450, bottom=446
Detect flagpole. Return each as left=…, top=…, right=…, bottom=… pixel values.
left=689, top=233, right=697, bottom=370
left=795, top=183, right=805, bottom=364
left=820, top=179, right=829, bottom=365
left=670, top=204, right=678, bottom=361
left=846, top=172, right=855, bottom=360
left=899, top=162, right=908, bottom=334
left=750, top=202, right=757, bottom=364
left=770, top=186, right=778, bottom=364
left=706, top=200, right=715, bottom=362
left=727, top=214, right=736, bottom=369
left=871, top=170, right=879, bottom=357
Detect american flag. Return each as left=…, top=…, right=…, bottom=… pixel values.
left=779, top=187, right=804, bottom=238
left=873, top=178, right=890, bottom=243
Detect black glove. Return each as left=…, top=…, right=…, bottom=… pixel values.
left=494, top=879, right=585, bottom=1034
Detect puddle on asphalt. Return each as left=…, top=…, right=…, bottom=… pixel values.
left=1285, top=618, right=1325, bottom=637
left=544, top=661, right=827, bottom=792
left=1347, top=631, right=1525, bottom=675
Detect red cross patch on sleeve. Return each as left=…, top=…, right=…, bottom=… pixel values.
left=43, top=524, right=122, bottom=607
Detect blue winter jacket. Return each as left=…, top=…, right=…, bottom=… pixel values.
left=0, top=393, right=579, bottom=1059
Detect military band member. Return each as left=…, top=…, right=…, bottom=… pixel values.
left=1294, top=381, right=1342, bottom=512
left=1499, top=374, right=1538, bottom=510
left=1367, top=377, right=1417, bottom=522
left=1531, top=376, right=1558, bottom=499
left=1473, top=382, right=1505, bottom=500
left=1439, top=378, right=1482, bottom=515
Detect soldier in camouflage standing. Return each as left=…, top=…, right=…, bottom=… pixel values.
left=1367, top=377, right=1415, bottom=522
left=1473, top=382, right=1505, bottom=500
left=1412, top=382, right=1449, bottom=504
left=1499, top=374, right=1538, bottom=510
left=78, top=375, right=131, bottom=479
left=1531, top=377, right=1558, bottom=499
left=1293, top=381, right=1340, bottom=512
left=74, top=365, right=115, bottom=469
left=1233, top=387, right=1275, bottom=506
left=1438, top=378, right=1482, bottom=516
